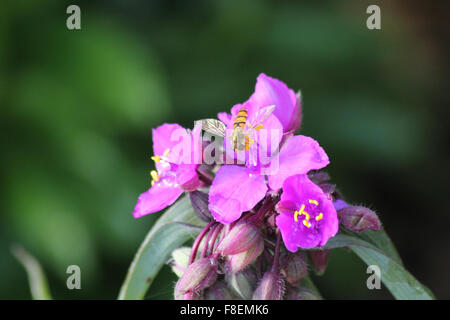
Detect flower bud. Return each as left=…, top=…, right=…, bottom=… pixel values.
left=168, top=247, right=191, bottom=277
left=226, top=269, right=258, bottom=299
left=338, top=206, right=381, bottom=233
left=175, top=257, right=217, bottom=296
left=252, top=271, right=284, bottom=300
left=216, top=220, right=262, bottom=256
left=308, top=249, right=330, bottom=275
left=319, top=183, right=336, bottom=195
left=189, top=190, right=213, bottom=222
left=204, top=281, right=234, bottom=300
left=226, top=238, right=264, bottom=274
left=280, top=252, right=307, bottom=284
left=308, top=171, right=330, bottom=185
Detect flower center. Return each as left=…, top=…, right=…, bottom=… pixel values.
left=151, top=148, right=171, bottom=163
left=149, top=149, right=171, bottom=186
left=294, top=199, right=324, bottom=228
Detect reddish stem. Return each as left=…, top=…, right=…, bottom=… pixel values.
left=189, top=221, right=214, bottom=265
left=207, top=224, right=223, bottom=256
left=201, top=223, right=218, bottom=257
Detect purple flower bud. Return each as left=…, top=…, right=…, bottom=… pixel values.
left=252, top=271, right=285, bottom=300
left=216, top=220, right=262, bottom=256
left=174, top=257, right=218, bottom=296
left=204, top=281, right=234, bottom=300
left=226, top=269, right=258, bottom=299
left=308, top=171, right=330, bottom=185
left=226, top=240, right=264, bottom=274
left=308, top=249, right=330, bottom=275
left=319, top=183, right=336, bottom=195
left=338, top=206, right=381, bottom=233
left=189, top=190, right=213, bottom=222
left=280, top=252, right=308, bottom=284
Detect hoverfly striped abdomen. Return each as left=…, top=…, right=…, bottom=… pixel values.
left=233, top=108, right=248, bottom=129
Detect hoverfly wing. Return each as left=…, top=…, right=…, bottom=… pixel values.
left=196, top=119, right=227, bottom=137
left=249, top=105, right=276, bottom=128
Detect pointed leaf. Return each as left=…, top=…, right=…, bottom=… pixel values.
left=323, top=233, right=434, bottom=299
left=11, top=244, right=52, bottom=300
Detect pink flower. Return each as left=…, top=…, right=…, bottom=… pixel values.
left=275, top=175, right=339, bottom=251
left=132, top=123, right=203, bottom=218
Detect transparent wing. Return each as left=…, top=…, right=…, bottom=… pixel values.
left=249, top=105, right=276, bottom=128
left=195, top=119, right=227, bottom=137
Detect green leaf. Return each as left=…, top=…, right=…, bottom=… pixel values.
left=11, top=244, right=52, bottom=300
left=118, top=196, right=204, bottom=300
left=323, top=234, right=434, bottom=299
left=359, top=229, right=403, bottom=266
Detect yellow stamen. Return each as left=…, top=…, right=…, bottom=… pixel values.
left=163, top=149, right=170, bottom=156
left=244, top=136, right=254, bottom=151
left=150, top=170, right=160, bottom=182
left=255, top=124, right=263, bottom=131
left=151, top=155, right=161, bottom=163
left=294, top=204, right=306, bottom=222
left=309, top=199, right=319, bottom=206
left=294, top=202, right=317, bottom=228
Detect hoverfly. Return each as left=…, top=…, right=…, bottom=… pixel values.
left=196, top=105, right=276, bottom=153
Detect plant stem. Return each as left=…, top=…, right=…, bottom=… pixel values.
left=189, top=221, right=214, bottom=265
left=207, top=224, right=223, bottom=256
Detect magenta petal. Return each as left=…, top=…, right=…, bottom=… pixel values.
left=218, top=112, right=232, bottom=127
left=132, top=183, right=183, bottom=218
left=175, top=163, right=202, bottom=191
left=286, top=90, right=302, bottom=133
left=209, top=165, right=268, bottom=224
left=276, top=213, right=304, bottom=252
left=268, top=135, right=330, bottom=191
left=152, top=123, right=185, bottom=157
left=248, top=73, right=297, bottom=133
left=153, top=123, right=196, bottom=165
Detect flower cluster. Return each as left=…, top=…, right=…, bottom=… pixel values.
left=132, top=73, right=381, bottom=299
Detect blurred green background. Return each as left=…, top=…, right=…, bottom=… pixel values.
left=1, top=0, right=449, bottom=299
